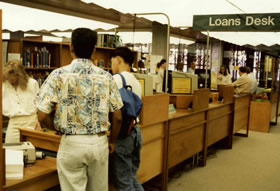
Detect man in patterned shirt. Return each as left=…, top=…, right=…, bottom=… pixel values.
left=36, top=28, right=123, bottom=191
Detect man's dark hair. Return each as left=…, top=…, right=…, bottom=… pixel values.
left=111, top=47, right=134, bottom=67
left=239, top=66, right=247, bottom=73
left=71, top=28, right=97, bottom=59
left=246, top=66, right=251, bottom=74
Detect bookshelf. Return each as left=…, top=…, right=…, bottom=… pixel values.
left=4, top=39, right=139, bottom=81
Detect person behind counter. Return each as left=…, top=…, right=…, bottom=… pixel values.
left=2, top=60, right=39, bottom=143
left=187, top=61, right=196, bottom=74
left=232, top=66, right=251, bottom=94
left=217, top=65, right=232, bottom=85
left=156, top=59, right=166, bottom=92
left=246, top=67, right=258, bottom=94
left=35, top=28, right=123, bottom=191
left=110, top=47, right=144, bottom=191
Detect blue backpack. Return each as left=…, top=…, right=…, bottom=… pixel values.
left=115, top=73, right=142, bottom=138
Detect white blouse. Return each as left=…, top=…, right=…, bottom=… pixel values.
left=217, top=73, right=232, bottom=85
left=2, top=78, right=39, bottom=118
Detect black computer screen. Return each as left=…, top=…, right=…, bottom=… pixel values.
left=195, top=69, right=211, bottom=89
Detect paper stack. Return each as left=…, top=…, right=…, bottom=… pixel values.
left=5, top=149, right=24, bottom=179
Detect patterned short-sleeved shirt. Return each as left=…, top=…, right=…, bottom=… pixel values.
left=35, top=59, right=123, bottom=135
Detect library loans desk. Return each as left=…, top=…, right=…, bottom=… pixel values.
left=11, top=93, right=250, bottom=191
left=168, top=102, right=233, bottom=169
left=233, top=94, right=251, bottom=136
left=4, top=157, right=58, bottom=191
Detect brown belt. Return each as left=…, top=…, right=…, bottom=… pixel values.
left=97, top=132, right=106, bottom=137
left=64, top=131, right=108, bottom=137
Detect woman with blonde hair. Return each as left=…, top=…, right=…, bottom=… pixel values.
left=2, top=60, right=39, bottom=143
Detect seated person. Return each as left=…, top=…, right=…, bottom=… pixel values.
left=246, top=67, right=258, bottom=94
left=217, top=65, right=232, bottom=85
left=232, top=66, right=251, bottom=94
left=187, top=61, right=196, bottom=74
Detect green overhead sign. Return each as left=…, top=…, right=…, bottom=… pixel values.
left=193, top=13, right=280, bottom=31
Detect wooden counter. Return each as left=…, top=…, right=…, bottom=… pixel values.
left=233, top=94, right=251, bottom=136
left=4, top=157, right=58, bottom=191
left=207, top=103, right=233, bottom=148
left=137, top=94, right=169, bottom=190
left=20, top=128, right=61, bottom=152
left=13, top=92, right=250, bottom=191
left=168, top=109, right=207, bottom=168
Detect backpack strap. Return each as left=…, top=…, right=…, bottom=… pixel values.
left=117, top=73, right=127, bottom=88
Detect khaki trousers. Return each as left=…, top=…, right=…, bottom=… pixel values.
left=57, top=134, right=109, bottom=191
left=5, top=114, right=37, bottom=143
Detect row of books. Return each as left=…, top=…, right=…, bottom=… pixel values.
left=23, top=47, right=51, bottom=68
left=29, top=71, right=49, bottom=87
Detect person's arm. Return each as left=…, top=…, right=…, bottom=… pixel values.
left=233, top=77, right=245, bottom=87
left=226, top=75, right=232, bottom=84
left=35, top=71, right=58, bottom=130
left=109, top=75, right=124, bottom=138
left=37, top=109, right=56, bottom=131
left=109, top=109, right=122, bottom=143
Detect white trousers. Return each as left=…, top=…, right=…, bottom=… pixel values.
left=5, top=114, right=37, bottom=143
left=57, top=134, right=109, bottom=191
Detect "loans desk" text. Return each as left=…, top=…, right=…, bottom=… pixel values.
left=209, top=16, right=275, bottom=27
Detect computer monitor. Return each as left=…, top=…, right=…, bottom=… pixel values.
left=163, top=70, right=198, bottom=94
left=195, top=69, right=211, bottom=89
left=133, top=73, right=153, bottom=97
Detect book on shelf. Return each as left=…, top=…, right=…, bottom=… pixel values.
left=30, top=71, right=49, bottom=87
left=24, top=47, right=51, bottom=68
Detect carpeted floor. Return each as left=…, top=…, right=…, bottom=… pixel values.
left=168, top=122, right=280, bottom=191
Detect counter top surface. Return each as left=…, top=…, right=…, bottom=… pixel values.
left=234, top=94, right=251, bottom=98
left=168, top=102, right=232, bottom=120
left=4, top=157, right=57, bottom=189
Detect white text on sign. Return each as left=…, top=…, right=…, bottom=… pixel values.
left=209, top=16, right=276, bottom=27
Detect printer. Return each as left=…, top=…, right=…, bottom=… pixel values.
left=3, top=142, right=36, bottom=164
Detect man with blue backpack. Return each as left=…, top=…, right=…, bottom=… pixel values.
left=110, top=47, right=144, bottom=191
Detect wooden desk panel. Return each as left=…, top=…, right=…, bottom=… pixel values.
left=233, top=95, right=250, bottom=135
left=168, top=124, right=204, bottom=168
left=169, top=111, right=205, bottom=132
left=140, top=94, right=169, bottom=127
left=208, top=104, right=232, bottom=120
left=233, top=108, right=249, bottom=134
left=249, top=101, right=271, bottom=133
left=137, top=139, right=164, bottom=184
left=137, top=122, right=166, bottom=184
left=4, top=157, right=58, bottom=191
left=140, top=123, right=165, bottom=145
left=207, top=115, right=232, bottom=146
left=234, top=95, right=250, bottom=111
